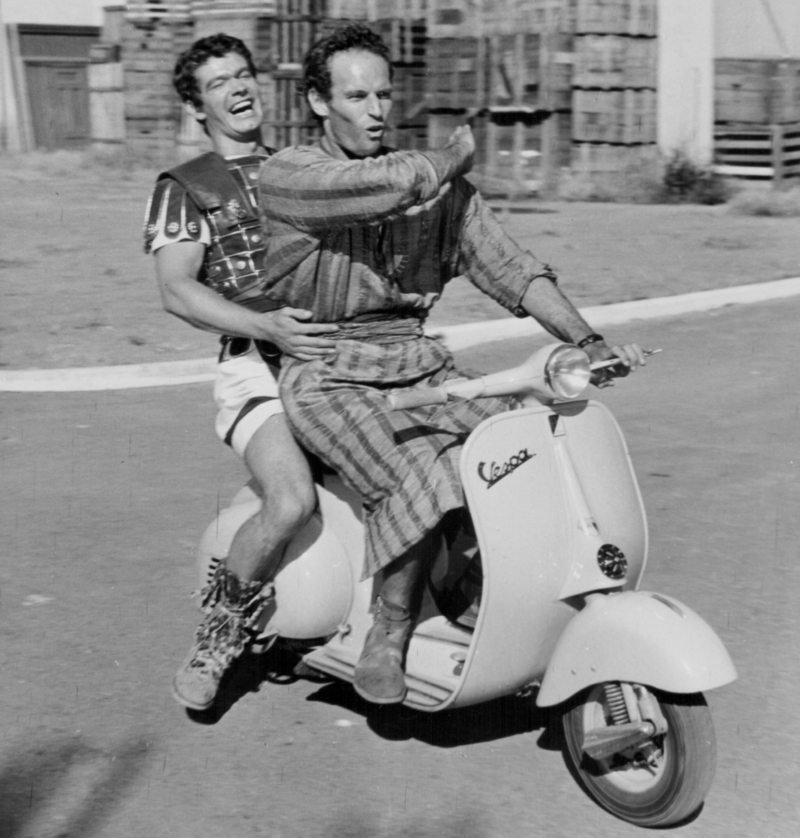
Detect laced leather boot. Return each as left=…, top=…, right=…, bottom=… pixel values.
left=353, top=598, right=413, bottom=704
left=172, top=563, right=272, bottom=711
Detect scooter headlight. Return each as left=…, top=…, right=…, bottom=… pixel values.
left=545, top=345, right=591, bottom=399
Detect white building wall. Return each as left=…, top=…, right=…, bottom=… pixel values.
left=716, top=0, right=800, bottom=59
left=657, top=0, right=714, bottom=164
left=0, top=0, right=107, bottom=26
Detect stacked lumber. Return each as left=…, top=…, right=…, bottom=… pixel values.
left=255, top=0, right=327, bottom=149
left=715, top=59, right=800, bottom=126
left=714, top=59, right=800, bottom=184
left=121, top=19, right=195, bottom=156
left=191, top=1, right=278, bottom=15
left=125, top=2, right=192, bottom=22
left=571, top=0, right=657, bottom=181
left=376, top=17, right=428, bottom=150
left=422, top=1, right=576, bottom=193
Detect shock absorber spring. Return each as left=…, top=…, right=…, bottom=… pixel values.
left=603, top=682, right=630, bottom=726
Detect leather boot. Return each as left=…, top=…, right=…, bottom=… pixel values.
left=172, top=563, right=273, bottom=711
left=353, top=598, right=413, bottom=704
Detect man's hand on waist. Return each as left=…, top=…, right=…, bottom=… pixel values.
left=256, top=308, right=339, bottom=362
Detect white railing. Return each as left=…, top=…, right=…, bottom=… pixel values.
left=125, top=2, right=192, bottom=21
left=125, top=1, right=277, bottom=21
left=191, top=1, right=277, bottom=15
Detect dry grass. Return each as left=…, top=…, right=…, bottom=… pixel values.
left=728, top=183, right=800, bottom=217
left=0, top=146, right=173, bottom=183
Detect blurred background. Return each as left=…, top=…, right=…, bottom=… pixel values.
left=1, top=0, right=798, bottom=198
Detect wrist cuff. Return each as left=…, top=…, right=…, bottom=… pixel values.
left=577, top=333, right=605, bottom=349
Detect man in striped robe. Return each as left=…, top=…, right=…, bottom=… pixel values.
left=258, top=23, right=646, bottom=704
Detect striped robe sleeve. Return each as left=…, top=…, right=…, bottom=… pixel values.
left=259, top=146, right=445, bottom=232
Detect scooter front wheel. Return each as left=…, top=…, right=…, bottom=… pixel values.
left=562, top=684, right=716, bottom=827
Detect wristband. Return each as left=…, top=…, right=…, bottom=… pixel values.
left=577, top=333, right=605, bottom=349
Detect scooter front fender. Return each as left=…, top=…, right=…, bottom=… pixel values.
left=536, top=590, right=737, bottom=707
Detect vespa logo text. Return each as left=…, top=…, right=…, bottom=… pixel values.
left=478, top=448, right=535, bottom=489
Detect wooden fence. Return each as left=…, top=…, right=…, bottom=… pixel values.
left=714, top=123, right=800, bottom=186
left=83, top=0, right=666, bottom=190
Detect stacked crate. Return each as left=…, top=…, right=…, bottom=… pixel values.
left=714, top=59, right=800, bottom=184
left=374, top=17, right=428, bottom=150
left=570, top=0, right=658, bottom=183
left=121, top=15, right=195, bottom=157
left=424, top=1, right=576, bottom=194
left=116, top=1, right=327, bottom=158
left=255, top=0, right=327, bottom=149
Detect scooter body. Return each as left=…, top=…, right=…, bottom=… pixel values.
left=196, top=344, right=737, bottom=827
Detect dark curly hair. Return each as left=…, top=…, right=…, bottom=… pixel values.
left=298, top=22, right=392, bottom=103
left=173, top=33, right=257, bottom=108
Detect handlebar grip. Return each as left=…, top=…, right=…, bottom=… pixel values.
left=387, top=387, right=449, bottom=411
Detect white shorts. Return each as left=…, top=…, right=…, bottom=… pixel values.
left=214, top=341, right=284, bottom=459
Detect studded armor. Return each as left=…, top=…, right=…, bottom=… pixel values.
left=143, top=150, right=278, bottom=311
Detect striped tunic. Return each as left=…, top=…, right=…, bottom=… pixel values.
left=259, top=144, right=556, bottom=579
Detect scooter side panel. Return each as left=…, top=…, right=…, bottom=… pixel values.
left=556, top=399, right=648, bottom=590
left=451, top=405, right=585, bottom=706
left=450, top=401, right=648, bottom=708
left=536, top=590, right=738, bottom=706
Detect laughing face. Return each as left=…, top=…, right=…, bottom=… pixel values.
left=187, top=51, right=263, bottom=152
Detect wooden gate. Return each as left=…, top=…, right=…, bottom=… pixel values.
left=26, top=63, right=92, bottom=149
left=11, top=24, right=101, bottom=151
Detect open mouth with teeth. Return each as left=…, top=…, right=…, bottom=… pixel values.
left=230, top=100, right=255, bottom=117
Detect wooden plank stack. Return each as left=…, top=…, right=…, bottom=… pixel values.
left=714, top=123, right=800, bottom=184
left=121, top=18, right=195, bottom=157
left=570, top=0, right=658, bottom=184
left=716, top=59, right=800, bottom=126
left=255, top=0, right=327, bottom=149
left=422, top=1, right=578, bottom=194
left=95, top=0, right=667, bottom=191
left=375, top=17, right=428, bottom=150
left=714, top=58, right=800, bottom=185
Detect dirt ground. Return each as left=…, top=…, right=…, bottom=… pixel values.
left=0, top=152, right=798, bottom=371
left=1, top=151, right=799, bottom=837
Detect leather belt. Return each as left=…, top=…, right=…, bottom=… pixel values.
left=218, top=336, right=280, bottom=365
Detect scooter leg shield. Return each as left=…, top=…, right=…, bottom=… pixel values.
left=536, top=590, right=737, bottom=707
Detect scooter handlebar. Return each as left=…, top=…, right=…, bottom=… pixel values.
left=387, top=347, right=661, bottom=411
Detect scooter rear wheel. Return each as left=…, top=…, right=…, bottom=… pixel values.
left=562, top=684, right=716, bottom=827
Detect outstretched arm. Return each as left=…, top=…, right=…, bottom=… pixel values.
left=260, top=126, right=475, bottom=232
left=456, top=188, right=645, bottom=376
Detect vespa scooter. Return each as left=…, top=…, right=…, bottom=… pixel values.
left=196, top=343, right=737, bottom=828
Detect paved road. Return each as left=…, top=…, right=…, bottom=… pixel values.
left=2, top=296, right=798, bottom=837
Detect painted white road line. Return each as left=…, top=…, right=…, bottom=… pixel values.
left=3, top=277, right=800, bottom=392
left=432, top=276, right=800, bottom=351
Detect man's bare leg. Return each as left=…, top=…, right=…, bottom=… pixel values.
left=172, top=414, right=316, bottom=710
left=353, top=528, right=441, bottom=704
left=227, top=413, right=316, bottom=584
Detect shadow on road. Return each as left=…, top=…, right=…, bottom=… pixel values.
left=183, top=642, right=564, bottom=753
left=185, top=642, right=327, bottom=725
left=309, top=681, right=565, bottom=750
left=0, top=735, right=149, bottom=838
